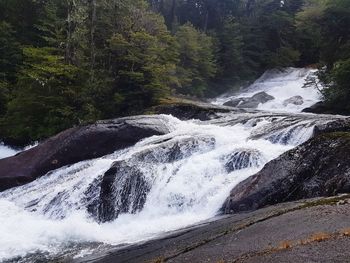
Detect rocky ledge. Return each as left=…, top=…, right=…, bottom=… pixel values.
left=222, top=132, right=350, bottom=214
left=0, top=116, right=170, bottom=191
left=303, top=101, right=350, bottom=116
left=151, top=101, right=238, bottom=120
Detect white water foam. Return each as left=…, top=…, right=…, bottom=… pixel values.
left=0, top=68, right=332, bottom=261
left=214, top=68, right=322, bottom=113
left=0, top=143, right=38, bottom=160
left=0, top=114, right=318, bottom=261
left=0, top=144, right=18, bottom=160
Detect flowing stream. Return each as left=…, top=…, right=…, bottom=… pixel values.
left=0, top=68, right=341, bottom=262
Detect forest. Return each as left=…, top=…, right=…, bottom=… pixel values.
left=0, top=0, right=349, bottom=145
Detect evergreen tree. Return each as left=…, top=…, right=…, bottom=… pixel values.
left=175, top=23, right=217, bottom=96
left=0, top=22, right=22, bottom=116
left=2, top=47, right=95, bottom=143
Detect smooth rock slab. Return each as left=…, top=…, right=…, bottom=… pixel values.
left=222, top=132, right=350, bottom=214
left=0, top=116, right=170, bottom=192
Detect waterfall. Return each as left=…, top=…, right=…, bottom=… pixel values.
left=0, top=68, right=340, bottom=262
left=214, top=67, right=322, bottom=113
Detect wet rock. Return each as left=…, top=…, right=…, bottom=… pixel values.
left=224, top=92, right=275, bottom=109
left=222, top=132, right=350, bottom=213
left=91, top=136, right=216, bottom=222
left=283, top=96, right=304, bottom=106
left=96, top=161, right=150, bottom=223
left=223, top=149, right=264, bottom=173
left=0, top=116, right=170, bottom=192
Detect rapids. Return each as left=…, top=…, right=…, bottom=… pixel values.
left=214, top=67, right=322, bottom=112
left=0, top=68, right=339, bottom=262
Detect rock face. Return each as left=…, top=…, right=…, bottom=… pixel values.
left=283, top=96, right=304, bottom=106
left=0, top=116, right=170, bottom=192
left=222, top=132, right=350, bottom=213
left=224, top=92, right=275, bottom=108
left=314, top=118, right=350, bottom=136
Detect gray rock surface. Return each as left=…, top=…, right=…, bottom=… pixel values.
left=0, top=116, right=170, bottom=192
left=222, top=132, right=350, bottom=214
left=152, top=102, right=235, bottom=120
left=74, top=195, right=350, bottom=263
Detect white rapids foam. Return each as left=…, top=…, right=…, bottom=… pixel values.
left=0, top=143, right=38, bottom=160
left=0, top=144, right=18, bottom=160
left=214, top=67, right=322, bottom=113
left=0, top=115, right=318, bottom=261
left=0, top=68, right=333, bottom=261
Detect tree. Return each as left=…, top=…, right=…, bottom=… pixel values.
left=108, top=9, right=178, bottom=114
left=0, top=22, right=23, bottom=117
left=295, top=0, right=326, bottom=66
left=216, top=18, right=245, bottom=84
left=2, top=47, right=96, bottom=144
left=175, top=23, right=217, bottom=96
left=319, top=0, right=350, bottom=69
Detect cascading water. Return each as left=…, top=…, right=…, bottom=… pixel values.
left=0, top=68, right=340, bottom=262
left=214, top=67, right=322, bottom=112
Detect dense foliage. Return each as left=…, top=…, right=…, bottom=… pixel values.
left=0, top=0, right=349, bottom=144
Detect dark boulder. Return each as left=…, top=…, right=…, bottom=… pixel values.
left=224, top=92, right=275, bottom=109
left=152, top=102, right=234, bottom=121
left=0, top=116, right=170, bottom=192
left=96, top=161, right=150, bottom=223
left=303, top=102, right=331, bottom=114
left=222, top=132, right=350, bottom=214
left=303, top=101, right=350, bottom=116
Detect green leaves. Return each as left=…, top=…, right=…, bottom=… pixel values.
left=2, top=46, right=92, bottom=143
left=174, top=23, right=217, bottom=97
